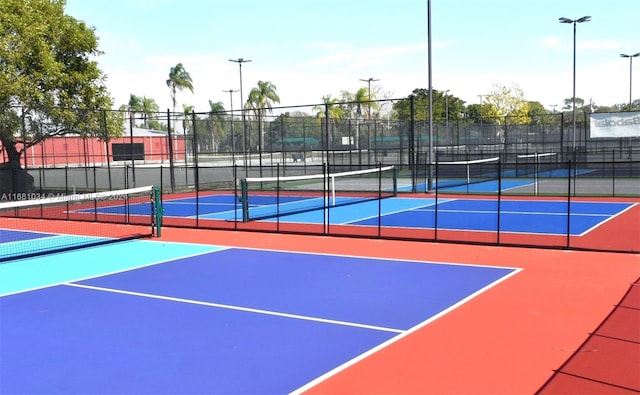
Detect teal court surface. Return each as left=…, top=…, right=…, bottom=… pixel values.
left=0, top=238, right=519, bottom=394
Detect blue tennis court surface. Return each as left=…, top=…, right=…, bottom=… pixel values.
left=349, top=198, right=635, bottom=236
left=0, top=240, right=519, bottom=394
left=401, top=179, right=534, bottom=193
left=72, top=193, right=635, bottom=237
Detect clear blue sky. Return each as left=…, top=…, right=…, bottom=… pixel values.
left=65, top=0, right=640, bottom=113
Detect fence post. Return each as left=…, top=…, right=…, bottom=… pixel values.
left=166, top=109, right=176, bottom=192
left=128, top=112, right=136, bottom=188
left=102, top=110, right=113, bottom=190
left=566, top=160, right=572, bottom=249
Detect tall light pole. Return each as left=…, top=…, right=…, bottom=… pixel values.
left=359, top=77, right=379, bottom=120
left=444, top=89, right=450, bottom=133
left=559, top=16, right=591, bottom=151
left=620, top=52, right=640, bottom=110
left=478, top=94, right=486, bottom=130
left=229, top=58, right=251, bottom=162
left=222, top=89, right=238, bottom=154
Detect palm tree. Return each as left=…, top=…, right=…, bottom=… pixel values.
left=141, top=96, right=159, bottom=128
left=207, top=100, right=226, bottom=152
left=166, top=63, right=194, bottom=117
left=353, top=87, right=369, bottom=118
left=313, top=95, right=344, bottom=149
left=128, top=94, right=143, bottom=112
left=127, top=94, right=143, bottom=126
left=182, top=103, right=194, bottom=135
left=353, top=87, right=370, bottom=149
left=247, top=80, right=280, bottom=151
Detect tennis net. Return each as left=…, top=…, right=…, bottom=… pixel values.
left=515, top=152, right=559, bottom=176
left=240, top=165, right=397, bottom=221
left=0, top=185, right=162, bottom=262
left=435, top=157, right=501, bottom=189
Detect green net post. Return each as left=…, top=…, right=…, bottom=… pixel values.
left=393, top=166, right=398, bottom=196
left=240, top=179, right=249, bottom=222
left=153, top=186, right=163, bottom=237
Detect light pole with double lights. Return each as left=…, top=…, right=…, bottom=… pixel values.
left=559, top=16, right=591, bottom=151
left=620, top=52, right=640, bottom=110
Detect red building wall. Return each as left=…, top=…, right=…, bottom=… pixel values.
left=5, top=136, right=186, bottom=167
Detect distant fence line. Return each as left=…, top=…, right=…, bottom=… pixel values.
left=2, top=102, right=639, bottom=197
left=2, top=101, right=638, bottom=170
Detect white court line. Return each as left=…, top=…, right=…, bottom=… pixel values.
left=414, top=208, right=612, bottom=217
left=0, top=245, right=229, bottom=298
left=577, top=202, right=639, bottom=236
left=290, top=267, right=523, bottom=394
left=341, top=198, right=454, bottom=225
left=64, top=282, right=404, bottom=334
left=164, top=201, right=232, bottom=206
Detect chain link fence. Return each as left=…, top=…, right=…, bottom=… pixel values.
left=1, top=101, right=638, bottom=253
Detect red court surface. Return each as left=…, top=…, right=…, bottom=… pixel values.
left=155, top=226, right=640, bottom=394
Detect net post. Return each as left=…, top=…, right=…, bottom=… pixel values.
left=393, top=165, right=398, bottom=196
left=240, top=178, right=249, bottom=222
left=152, top=186, right=163, bottom=237
left=330, top=174, right=336, bottom=206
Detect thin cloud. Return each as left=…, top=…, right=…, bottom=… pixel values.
left=578, top=39, right=620, bottom=51
left=293, top=43, right=425, bottom=70
left=538, top=37, right=621, bottom=52
left=306, top=41, right=351, bottom=51
left=539, top=36, right=562, bottom=49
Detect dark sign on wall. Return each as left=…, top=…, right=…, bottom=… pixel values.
left=112, top=143, right=145, bottom=161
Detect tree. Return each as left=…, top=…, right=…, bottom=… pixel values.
left=166, top=63, right=194, bottom=116
left=181, top=103, right=194, bottom=134
left=247, top=80, right=280, bottom=150
left=392, top=88, right=465, bottom=122
left=314, top=96, right=345, bottom=121
left=562, top=97, right=585, bottom=111
left=313, top=95, right=345, bottom=148
left=206, top=100, right=226, bottom=152
left=140, top=96, right=160, bottom=128
left=527, top=101, right=549, bottom=125
left=483, top=84, right=530, bottom=125
left=353, top=87, right=369, bottom=120
left=0, top=0, right=122, bottom=192
left=126, top=94, right=143, bottom=127
left=128, top=94, right=144, bottom=113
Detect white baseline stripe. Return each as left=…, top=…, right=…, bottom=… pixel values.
left=64, top=283, right=403, bottom=334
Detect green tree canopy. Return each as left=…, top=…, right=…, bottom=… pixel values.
left=0, top=0, right=121, bottom=170
left=562, top=97, right=585, bottom=111
left=247, top=81, right=280, bottom=112
left=206, top=100, right=226, bottom=151
left=247, top=80, right=280, bottom=150
left=392, top=88, right=465, bottom=122
left=483, top=83, right=530, bottom=125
